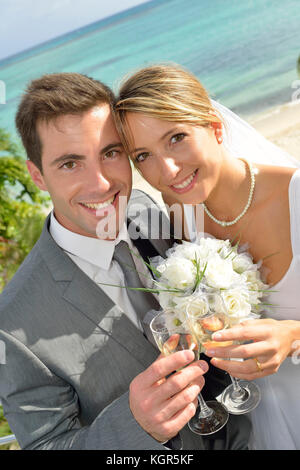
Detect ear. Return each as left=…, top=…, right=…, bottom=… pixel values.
left=210, top=120, right=222, bottom=130
left=26, top=160, right=48, bottom=191
left=210, top=120, right=223, bottom=144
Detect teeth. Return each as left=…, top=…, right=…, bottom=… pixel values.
left=173, top=171, right=196, bottom=189
left=82, top=196, right=115, bottom=210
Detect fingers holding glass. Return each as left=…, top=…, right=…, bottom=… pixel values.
left=150, top=309, right=229, bottom=435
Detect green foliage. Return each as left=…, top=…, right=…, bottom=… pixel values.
left=0, top=129, right=50, bottom=449
left=0, top=128, right=51, bottom=291
left=0, top=405, right=12, bottom=437
left=0, top=405, right=19, bottom=450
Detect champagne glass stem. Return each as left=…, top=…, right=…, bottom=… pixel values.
left=197, top=393, right=214, bottom=419
left=230, top=375, right=248, bottom=400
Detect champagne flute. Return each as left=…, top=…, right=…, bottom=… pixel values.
left=190, top=293, right=261, bottom=415
left=219, top=315, right=261, bottom=415
left=150, top=309, right=229, bottom=435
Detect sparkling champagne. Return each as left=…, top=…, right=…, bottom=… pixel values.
left=157, top=333, right=199, bottom=357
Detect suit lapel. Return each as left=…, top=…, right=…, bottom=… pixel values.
left=126, top=189, right=175, bottom=264
left=62, top=267, right=158, bottom=367
left=38, top=215, right=157, bottom=368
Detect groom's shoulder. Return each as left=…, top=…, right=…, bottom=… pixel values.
left=129, top=188, right=162, bottom=208
left=0, top=218, right=64, bottom=326
left=128, top=189, right=168, bottom=220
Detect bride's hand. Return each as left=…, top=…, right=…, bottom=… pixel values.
left=204, top=318, right=300, bottom=380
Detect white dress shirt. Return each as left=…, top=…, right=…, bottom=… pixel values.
left=49, top=212, right=155, bottom=331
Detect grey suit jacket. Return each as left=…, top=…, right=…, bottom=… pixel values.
left=0, top=190, right=250, bottom=450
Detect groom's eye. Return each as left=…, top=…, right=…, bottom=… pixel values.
left=135, top=152, right=149, bottom=163
left=61, top=161, right=77, bottom=170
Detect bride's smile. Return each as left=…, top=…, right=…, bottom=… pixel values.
left=169, top=168, right=198, bottom=193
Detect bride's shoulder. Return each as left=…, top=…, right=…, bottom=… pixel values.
left=256, top=163, right=296, bottom=177
left=256, top=164, right=297, bottom=195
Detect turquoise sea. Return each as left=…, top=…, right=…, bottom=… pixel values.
left=0, top=0, right=300, bottom=140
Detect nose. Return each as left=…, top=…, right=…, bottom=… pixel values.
left=86, top=163, right=111, bottom=193
left=158, top=157, right=181, bottom=185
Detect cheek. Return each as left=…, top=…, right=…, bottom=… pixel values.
left=134, top=158, right=158, bottom=184
left=119, top=158, right=132, bottom=186
left=190, top=142, right=206, bottom=163
left=138, top=166, right=158, bottom=188
left=43, top=173, right=80, bottom=205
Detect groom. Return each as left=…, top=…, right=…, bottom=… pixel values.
left=0, top=72, right=250, bottom=450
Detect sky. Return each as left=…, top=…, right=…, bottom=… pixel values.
left=0, top=0, right=149, bottom=61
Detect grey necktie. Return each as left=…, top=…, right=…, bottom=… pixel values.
left=113, top=240, right=160, bottom=345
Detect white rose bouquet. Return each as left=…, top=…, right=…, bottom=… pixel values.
left=148, top=236, right=270, bottom=333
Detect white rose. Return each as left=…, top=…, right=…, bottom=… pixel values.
left=173, top=294, right=209, bottom=319
left=243, top=270, right=268, bottom=304
left=165, top=311, right=189, bottom=333
left=157, top=290, right=174, bottom=310
left=205, top=255, right=235, bottom=289
left=198, top=237, right=228, bottom=259
left=244, top=270, right=267, bottom=291
left=157, top=257, right=196, bottom=290
left=232, top=253, right=254, bottom=274
left=172, top=241, right=201, bottom=261
left=218, top=239, right=236, bottom=260
left=221, top=289, right=252, bottom=325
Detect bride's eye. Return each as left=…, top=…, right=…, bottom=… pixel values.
left=104, top=150, right=118, bottom=159
left=135, top=152, right=149, bottom=163
left=170, top=133, right=186, bottom=144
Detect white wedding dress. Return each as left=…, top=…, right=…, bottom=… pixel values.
left=249, top=168, right=300, bottom=450
left=184, top=102, right=300, bottom=450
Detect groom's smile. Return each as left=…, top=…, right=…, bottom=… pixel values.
left=77, top=190, right=120, bottom=218
left=26, top=103, right=132, bottom=239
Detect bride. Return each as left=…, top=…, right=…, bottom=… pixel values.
left=114, top=63, right=300, bottom=450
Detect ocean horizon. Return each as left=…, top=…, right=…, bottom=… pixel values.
left=0, top=0, right=299, bottom=141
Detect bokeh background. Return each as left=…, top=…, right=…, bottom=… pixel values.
left=1, top=0, right=300, bottom=134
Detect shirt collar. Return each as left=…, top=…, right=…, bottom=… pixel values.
left=49, top=211, right=131, bottom=270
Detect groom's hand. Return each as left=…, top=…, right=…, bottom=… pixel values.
left=129, top=350, right=208, bottom=443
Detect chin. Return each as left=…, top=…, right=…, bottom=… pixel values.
left=172, top=188, right=204, bottom=206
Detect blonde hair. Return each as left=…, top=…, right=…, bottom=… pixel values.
left=114, top=63, right=223, bottom=154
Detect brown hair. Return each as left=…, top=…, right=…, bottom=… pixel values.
left=16, top=73, right=115, bottom=172
left=114, top=63, right=223, bottom=155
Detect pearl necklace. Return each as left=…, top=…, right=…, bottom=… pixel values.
left=202, top=159, right=255, bottom=227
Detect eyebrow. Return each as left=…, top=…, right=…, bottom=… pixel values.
left=50, top=142, right=124, bottom=167
left=131, top=127, right=179, bottom=154
left=100, top=141, right=124, bottom=155
left=50, top=154, right=85, bottom=167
